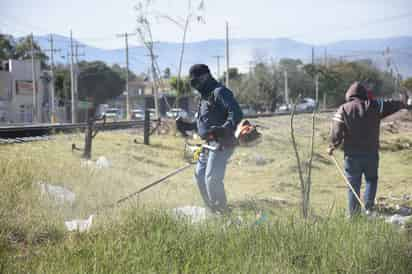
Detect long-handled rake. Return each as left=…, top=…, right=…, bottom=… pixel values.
left=330, top=154, right=366, bottom=211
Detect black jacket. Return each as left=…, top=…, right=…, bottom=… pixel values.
left=196, top=82, right=243, bottom=147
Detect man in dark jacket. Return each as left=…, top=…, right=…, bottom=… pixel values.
left=328, top=81, right=408, bottom=216
left=176, top=64, right=243, bottom=213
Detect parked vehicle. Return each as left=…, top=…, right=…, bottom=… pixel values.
left=102, top=108, right=121, bottom=121
left=166, top=108, right=189, bottom=119
left=147, top=108, right=157, bottom=119
left=296, top=98, right=316, bottom=112
left=131, top=109, right=145, bottom=120
left=277, top=98, right=316, bottom=113
left=240, top=104, right=257, bottom=116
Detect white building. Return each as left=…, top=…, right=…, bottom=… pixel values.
left=0, top=59, right=53, bottom=124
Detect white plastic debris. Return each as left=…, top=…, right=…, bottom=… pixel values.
left=65, top=215, right=94, bottom=232
left=80, top=159, right=94, bottom=168
left=255, top=155, right=267, bottom=166
left=385, top=214, right=412, bottom=226
left=37, top=182, right=76, bottom=206
left=172, top=206, right=208, bottom=224
left=96, top=156, right=110, bottom=169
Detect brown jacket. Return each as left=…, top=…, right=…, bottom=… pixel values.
left=330, top=82, right=405, bottom=154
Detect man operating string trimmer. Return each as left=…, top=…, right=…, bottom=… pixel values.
left=176, top=64, right=243, bottom=214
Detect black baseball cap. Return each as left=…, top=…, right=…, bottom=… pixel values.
left=189, top=64, right=210, bottom=78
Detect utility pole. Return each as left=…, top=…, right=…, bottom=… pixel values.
left=312, top=46, right=318, bottom=106
left=74, top=42, right=85, bottom=119
left=384, top=47, right=391, bottom=73
left=212, top=55, right=223, bottom=80
left=45, top=34, right=61, bottom=123
left=146, top=53, right=160, bottom=119
left=248, top=61, right=254, bottom=75
left=117, top=32, right=137, bottom=120
left=30, top=33, right=37, bottom=123
left=225, top=21, right=230, bottom=88
left=315, top=74, right=319, bottom=107
left=324, top=47, right=328, bottom=68
left=284, top=70, right=289, bottom=107
left=311, top=47, right=315, bottom=66
left=70, top=30, right=76, bottom=123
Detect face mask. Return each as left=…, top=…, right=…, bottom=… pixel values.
left=190, top=77, right=202, bottom=90
left=190, top=74, right=208, bottom=91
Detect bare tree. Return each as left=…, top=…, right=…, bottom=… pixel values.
left=83, top=114, right=106, bottom=159
left=156, top=0, right=205, bottom=96
left=135, top=0, right=161, bottom=119
left=290, top=95, right=316, bottom=218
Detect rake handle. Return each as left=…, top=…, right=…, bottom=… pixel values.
left=330, top=154, right=366, bottom=210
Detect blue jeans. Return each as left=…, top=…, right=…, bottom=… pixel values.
left=194, top=145, right=234, bottom=213
left=344, top=152, right=379, bottom=216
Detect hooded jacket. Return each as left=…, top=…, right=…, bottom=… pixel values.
left=330, top=82, right=405, bottom=154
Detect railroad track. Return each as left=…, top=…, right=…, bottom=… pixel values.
left=0, top=110, right=336, bottom=142
left=0, top=135, right=54, bottom=145
left=0, top=120, right=145, bottom=139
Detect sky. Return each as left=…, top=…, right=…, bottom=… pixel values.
left=0, top=0, right=411, bottom=49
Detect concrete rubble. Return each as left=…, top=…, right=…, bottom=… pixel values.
left=172, top=206, right=208, bottom=224
left=64, top=215, right=94, bottom=232
left=37, top=181, right=76, bottom=206
left=80, top=156, right=111, bottom=169
left=96, top=156, right=111, bottom=169
left=373, top=194, right=412, bottom=228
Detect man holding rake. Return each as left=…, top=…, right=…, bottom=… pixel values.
left=328, top=81, right=409, bottom=216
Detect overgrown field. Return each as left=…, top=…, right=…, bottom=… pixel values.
left=1, top=112, right=412, bottom=273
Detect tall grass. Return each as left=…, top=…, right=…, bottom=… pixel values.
left=2, top=207, right=411, bottom=274
left=1, top=114, right=412, bottom=273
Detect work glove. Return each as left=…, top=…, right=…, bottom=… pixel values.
left=209, top=126, right=227, bottom=139
left=176, top=116, right=196, bottom=137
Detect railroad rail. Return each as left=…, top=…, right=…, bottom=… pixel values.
left=0, top=120, right=145, bottom=139
left=0, top=110, right=336, bottom=140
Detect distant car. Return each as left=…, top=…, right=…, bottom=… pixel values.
left=278, top=98, right=316, bottom=113
left=131, top=109, right=145, bottom=120
left=296, top=98, right=316, bottom=112
left=240, top=105, right=257, bottom=116
left=277, top=104, right=291, bottom=112
left=147, top=108, right=158, bottom=119
left=103, top=108, right=121, bottom=121
left=166, top=108, right=189, bottom=119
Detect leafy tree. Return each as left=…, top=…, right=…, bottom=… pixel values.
left=78, top=61, right=125, bottom=110
left=111, top=64, right=137, bottom=82
left=0, top=34, right=48, bottom=68
left=13, top=36, right=49, bottom=68
left=54, top=65, right=71, bottom=103
left=402, top=77, right=412, bottom=91
left=169, top=76, right=191, bottom=96
left=163, top=67, right=171, bottom=79
left=230, top=63, right=280, bottom=111
left=0, top=34, right=15, bottom=60
left=325, top=61, right=395, bottom=105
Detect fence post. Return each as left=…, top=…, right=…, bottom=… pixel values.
left=144, top=110, right=150, bottom=145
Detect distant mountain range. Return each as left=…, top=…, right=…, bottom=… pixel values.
left=34, top=34, right=412, bottom=77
